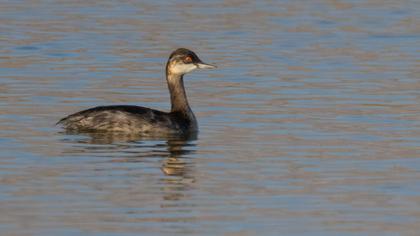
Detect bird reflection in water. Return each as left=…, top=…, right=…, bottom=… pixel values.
left=59, top=130, right=197, bottom=207
left=161, top=139, right=194, bottom=178
left=60, top=130, right=197, bottom=178
left=159, top=136, right=196, bottom=202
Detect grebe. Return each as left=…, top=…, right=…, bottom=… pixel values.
left=57, top=48, right=216, bottom=134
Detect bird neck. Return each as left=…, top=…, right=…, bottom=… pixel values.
left=166, top=72, right=193, bottom=116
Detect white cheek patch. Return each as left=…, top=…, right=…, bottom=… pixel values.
left=171, top=63, right=197, bottom=75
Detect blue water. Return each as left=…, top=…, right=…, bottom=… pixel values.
left=0, top=0, right=419, bottom=235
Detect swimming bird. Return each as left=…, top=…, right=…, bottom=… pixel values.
left=57, top=48, right=216, bottom=135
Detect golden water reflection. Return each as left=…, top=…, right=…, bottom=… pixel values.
left=60, top=130, right=197, bottom=178
left=1, top=0, right=419, bottom=235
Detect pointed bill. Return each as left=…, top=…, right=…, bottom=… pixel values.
left=196, top=62, right=217, bottom=69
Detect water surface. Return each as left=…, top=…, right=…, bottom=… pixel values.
left=0, top=0, right=419, bottom=235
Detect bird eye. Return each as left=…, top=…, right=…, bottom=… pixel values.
left=183, top=56, right=192, bottom=63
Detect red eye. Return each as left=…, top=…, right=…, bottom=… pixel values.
left=184, top=56, right=192, bottom=63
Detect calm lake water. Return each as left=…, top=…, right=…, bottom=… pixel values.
left=1, top=0, right=419, bottom=235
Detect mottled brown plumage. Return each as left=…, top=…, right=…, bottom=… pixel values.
left=57, top=48, right=216, bottom=135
